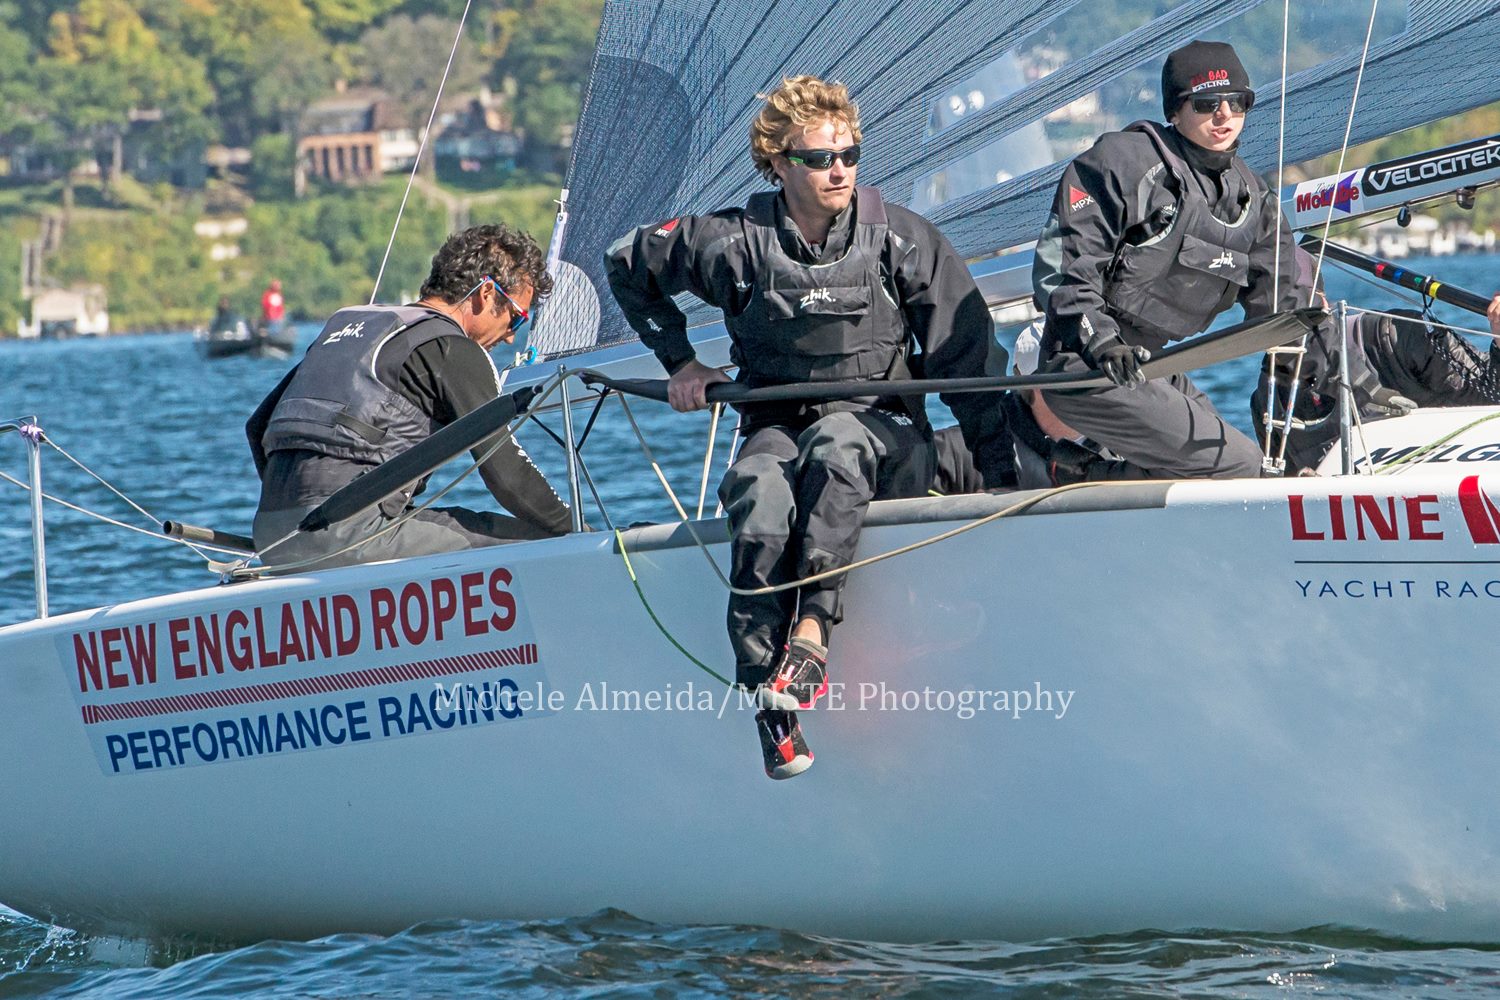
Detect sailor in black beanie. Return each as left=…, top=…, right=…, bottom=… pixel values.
left=1029, top=38, right=1321, bottom=482
left=1160, top=39, right=1254, bottom=120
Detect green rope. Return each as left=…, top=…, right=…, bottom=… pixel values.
left=614, top=529, right=733, bottom=687
left=1374, top=411, right=1500, bottom=474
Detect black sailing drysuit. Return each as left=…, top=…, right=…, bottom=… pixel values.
left=1254, top=308, right=1500, bottom=471
left=606, top=186, right=1011, bottom=684
left=1033, top=120, right=1316, bottom=479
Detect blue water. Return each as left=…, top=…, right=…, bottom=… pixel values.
left=2, top=253, right=1498, bottom=995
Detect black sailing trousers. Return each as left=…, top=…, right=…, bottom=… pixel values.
left=1040, top=350, right=1264, bottom=479
left=718, top=409, right=934, bottom=688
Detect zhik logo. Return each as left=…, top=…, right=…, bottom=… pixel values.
left=1208, top=251, right=1234, bottom=270
left=325, top=321, right=365, bottom=343
left=799, top=288, right=833, bottom=310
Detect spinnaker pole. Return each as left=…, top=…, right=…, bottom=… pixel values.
left=1300, top=238, right=1494, bottom=317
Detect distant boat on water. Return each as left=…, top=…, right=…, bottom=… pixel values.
left=196, top=320, right=296, bottom=360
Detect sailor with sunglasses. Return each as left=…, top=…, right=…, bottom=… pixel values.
left=247, top=223, right=572, bottom=568
left=606, top=75, right=1014, bottom=780
left=1031, top=40, right=1317, bottom=482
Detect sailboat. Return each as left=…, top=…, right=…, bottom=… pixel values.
left=4, top=0, right=1500, bottom=944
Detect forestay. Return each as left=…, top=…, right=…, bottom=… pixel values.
left=531, top=0, right=1500, bottom=365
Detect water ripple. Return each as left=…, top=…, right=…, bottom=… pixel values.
left=7, top=908, right=1500, bottom=999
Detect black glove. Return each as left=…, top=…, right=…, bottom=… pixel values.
left=1088, top=338, right=1151, bottom=388
left=510, top=384, right=540, bottom=413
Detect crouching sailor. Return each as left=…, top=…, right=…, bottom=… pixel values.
left=1032, top=39, right=1326, bottom=480
left=247, top=223, right=572, bottom=568
left=1256, top=301, right=1499, bottom=471
left=605, top=75, right=1014, bottom=779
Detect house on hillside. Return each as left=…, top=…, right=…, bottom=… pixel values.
left=0, top=145, right=70, bottom=181
left=298, top=87, right=418, bottom=185
left=119, top=110, right=208, bottom=189
left=433, top=94, right=521, bottom=181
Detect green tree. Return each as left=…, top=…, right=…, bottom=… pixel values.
left=0, top=13, right=41, bottom=146
left=37, top=0, right=214, bottom=205
left=490, top=0, right=601, bottom=162
left=250, top=132, right=296, bottom=200
left=154, top=0, right=333, bottom=146
left=304, top=0, right=405, bottom=40
left=358, top=13, right=485, bottom=167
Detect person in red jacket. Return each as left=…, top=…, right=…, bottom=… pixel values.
left=261, top=279, right=287, bottom=335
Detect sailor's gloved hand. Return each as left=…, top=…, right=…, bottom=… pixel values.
left=1360, top=385, right=1417, bottom=417
left=511, top=385, right=540, bottom=413
left=1087, top=338, right=1151, bottom=388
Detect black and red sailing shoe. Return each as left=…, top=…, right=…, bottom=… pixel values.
left=756, top=709, right=813, bottom=780
left=757, top=636, right=829, bottom=711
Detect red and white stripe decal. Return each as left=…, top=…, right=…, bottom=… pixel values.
left=79, top=643, right=538, bottom=725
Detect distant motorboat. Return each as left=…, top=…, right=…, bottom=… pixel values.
left=197, top=320, right=296, bottom=361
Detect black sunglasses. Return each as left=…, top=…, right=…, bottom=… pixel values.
left=784, top=144, right=861, bottom=170
left=1189, top=92, right=1251, bottom=115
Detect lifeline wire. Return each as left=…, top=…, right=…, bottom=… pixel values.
left=612, top=387, right=1162, bottom=598
left=42, top=436, right=213, bottom=560
left=0, top=469, right=249, bottom=557
left=367, top=0, right=475, bottom=305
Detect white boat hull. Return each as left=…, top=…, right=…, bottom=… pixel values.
left=6, top=409, right=1500, bottom=943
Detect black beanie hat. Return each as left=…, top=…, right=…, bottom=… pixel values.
left=1161, top=40, right=1254, bottom=118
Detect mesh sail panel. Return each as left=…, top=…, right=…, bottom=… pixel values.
left=531, top=0, right=1500, bottom=362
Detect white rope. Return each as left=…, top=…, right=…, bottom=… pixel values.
left=610, top=392, right=1164, bottom=597
left=368, top=0, right=476, bottom=305
left=695, top=402, right=721, bottom=520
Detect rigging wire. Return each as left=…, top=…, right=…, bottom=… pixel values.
left=1310, top=0, right=1382, bottom=291
left=1273, top=0, right=1382, bottom=468
left=368, top=0, right=477, bottom=305
left=1270, top=0, right=1291, bottom=308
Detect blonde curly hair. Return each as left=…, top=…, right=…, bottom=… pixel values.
left=749, top=75, right=862, bottom=183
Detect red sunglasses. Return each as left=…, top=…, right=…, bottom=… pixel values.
left=484, top=276, right=530, bottom=333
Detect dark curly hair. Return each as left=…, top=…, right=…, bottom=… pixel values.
left=419, top=223, right=554, bottom=304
